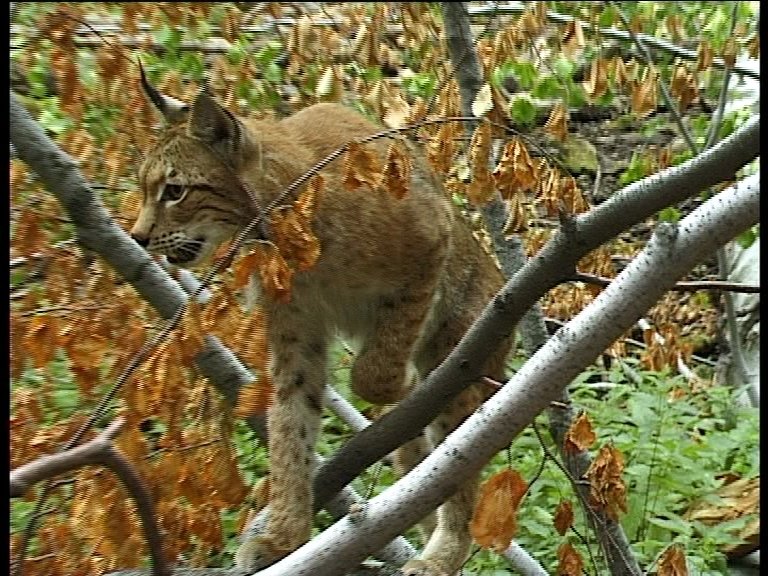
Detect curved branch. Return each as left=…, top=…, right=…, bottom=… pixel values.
left=312, top=113, right=759, bottom=513
left=255, top=173, right=760, bottom=576
left=10, top=419, right=169, bottom=576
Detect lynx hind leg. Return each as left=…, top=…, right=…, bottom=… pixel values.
left=402, top=322, right=511, bottom=576
left=235, top=307, right=328, bottom=571
left=351, top=281, right=441, bottom=406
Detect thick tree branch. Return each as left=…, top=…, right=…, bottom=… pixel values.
left=442, top=4, right=640, bottom=573
left=312, top=112, right=758, bottom=512
left=10, top=420, right=169, bottom=576
left=9, top=92, right=413, bottom=570
left=254, top=172, right=760, bottom=576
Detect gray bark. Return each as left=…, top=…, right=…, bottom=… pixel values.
left=9, top=91, right=414, bottom=570
left=312, top=113, right=758, bottom=512
left=252, top=174, right=760, bottom=575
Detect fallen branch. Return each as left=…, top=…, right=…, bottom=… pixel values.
left=10, top=419, right=169, bottom=576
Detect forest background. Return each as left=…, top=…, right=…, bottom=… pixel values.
left=9, top=2, right=760, bottom=576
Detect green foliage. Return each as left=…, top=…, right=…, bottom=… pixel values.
left=657, top=206, right=681, bottom=223
left=735, top=225, right=759, bottom=249
left=402, top=71, right=438, bottom=101
left=507, top=95, right=537, bottom=127
left=461, top=365, right=758, bottom=574
left=618, top=151, right=653, bottom=186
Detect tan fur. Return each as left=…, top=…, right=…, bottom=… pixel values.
left=132, top=92, right=513, bottom=575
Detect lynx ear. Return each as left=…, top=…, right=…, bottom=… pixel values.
left=188, top=90, right=247, bottom=167
left=138, top=59, right=189, bottom=124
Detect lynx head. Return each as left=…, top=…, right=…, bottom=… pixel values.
left=130, top=67, right=255, bottom=267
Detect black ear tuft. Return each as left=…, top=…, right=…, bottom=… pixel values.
left=138, top=58, right=189, bottom=124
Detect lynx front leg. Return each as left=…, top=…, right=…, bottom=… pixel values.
left=235, top=306, right=328, bottom=571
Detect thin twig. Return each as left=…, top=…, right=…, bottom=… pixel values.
left=569, top=271, right=760, bottom=294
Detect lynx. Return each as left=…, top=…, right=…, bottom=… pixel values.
left=131, top=73, right=513, bottom=575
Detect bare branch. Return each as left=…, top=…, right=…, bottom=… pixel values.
left=10, top=419, right=170, bottom=576
left=253, top=172, right=760, bottom=576
left=570, top=272, right=760, bottom=294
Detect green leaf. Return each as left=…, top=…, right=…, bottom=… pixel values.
left=658, top=207, right=681, bottom=222
left=155, top=24, right=182, bottom=54
left=38, top=107, right=72, bottom=135
left=507, top=95, right=536, bottom=127
left=531, top=76, right=562, bottom=99
left=648, top=515, right=693, bottom=536
left=508, top=61, right=536, bottom=89
left=735, top=226, right=758, bottom=248
left=553, top=56, right=576, bottom=80
left=178, top=53, right=205, bottom=79
left=255, top=42, right=283, bottom=67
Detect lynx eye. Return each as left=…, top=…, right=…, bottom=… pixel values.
left=161, top=183, right=186, bottom=202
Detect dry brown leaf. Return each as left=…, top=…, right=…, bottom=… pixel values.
left=583, top=58, right=608, bottom=100
left=746, top=34, right=759, bottom=59
left=536, top=164, right=561, bottom=216
left=658, top=543, right=688, bottom=576
left=467, top=121, right=494, bottom=205
left=584, top=444, right=628, bottom=521
left=553, top=499, right=574, bottom=536
left=560, top=175, right=590, bottom=214
left=470, top=469, right=528, bottom=552
left=22, top=315, right=59, bottom=368
left=14, top=209, right=45, bottom=255
left=97, top=43, right=127, bottom=85
left=612, top=57, right=628, bottom=88
left=564, top=411, right=597, bottom=454
left=234, top=377, right=274, bottom=417
left=256, top=242, right=293, bottom=303
left=364, top=80, right=385, bottom=118
left=545, top=103, right=568, bottom=142
left=379, top=140, right=412, bottom=199
left=383, top=92, right=411, bottom=129
left=561, top=20, right=585, bottom=57
left=666, top=14, right=684, bottom=42
left=696, top=40, right=713, bottom=71
left=426, top=122, right=458, bottom=174
left=493, top=137, right=539, bottom=199
left=202, top=285, right=240, bottom=334
left=66, top=334, right=108, bottom=397
left=406, top=96, right=428, bottom=125
left=471, top=83, right=494, bottom=117
left=721, top=38, right=737, bottom=69
left=669, top=65, right=699, bottom=112
left=271, top=179, right=323, bottom=271
left=343, top=142, right=383, bottom=191
left=178, top=298, right=206, bottom=365
left=557, top=542, right=584, bottom=576
left=630, top=68, right=658, bottom=118
left=235, top=307, right=269, bottom=371
left=315, top=64, right=344, bottom=102
left=684, top=476, right=759, bottom=556
left=502, top=193, right=528, bottom=236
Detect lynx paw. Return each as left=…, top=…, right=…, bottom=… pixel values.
left=400, top=558, right=453, bottom=576
left=234, top=534, right=292, bottom=572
